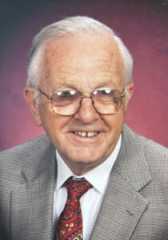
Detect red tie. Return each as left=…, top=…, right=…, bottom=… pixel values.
left=57, top=177, right=92, bottom=240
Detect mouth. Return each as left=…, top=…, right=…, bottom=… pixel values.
left=67, top=129, right=104, bottom=145
left=72, top=131, right=101, bottom=138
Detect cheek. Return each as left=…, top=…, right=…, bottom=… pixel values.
left=102, top=113, right=124, bottom=153
left=42, top=118, right=69, bottom=152
left=39, top=106, right=70, bottom=142
left=104, top=110, right=125, bottom=132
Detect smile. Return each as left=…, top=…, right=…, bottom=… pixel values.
left=72, top=131, right=100, bottom=138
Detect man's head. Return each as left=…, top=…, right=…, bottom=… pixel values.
left=24, top=16, right=134, bottom=175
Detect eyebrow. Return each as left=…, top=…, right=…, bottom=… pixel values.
left=52, top=81, right=118, bottom=93
left=94, top=81, right=116, bottom=88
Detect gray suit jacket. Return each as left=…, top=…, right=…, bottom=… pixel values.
left=0, top=125, right=168, bottom=240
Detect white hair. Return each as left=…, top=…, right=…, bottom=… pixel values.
left=27, top=16, right=133, bottom=87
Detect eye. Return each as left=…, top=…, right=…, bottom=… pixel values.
left=93, top=87, right=113, bottom=96
left=56, top=89, right=77, bottom=97
left=51, top=88, right=80, bottom=106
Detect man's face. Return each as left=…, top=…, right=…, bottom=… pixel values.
left=26, top=32, right=133, bottom=174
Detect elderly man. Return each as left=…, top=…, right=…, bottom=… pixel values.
left=0, top=16, right=168, bottom=240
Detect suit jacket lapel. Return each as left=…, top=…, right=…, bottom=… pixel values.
left=11, top=137, right=56, bottom=240
left=91, top=126, right=152, bottom=240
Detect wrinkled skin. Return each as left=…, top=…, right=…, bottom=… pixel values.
left=24, top=32, right=133, bottom=175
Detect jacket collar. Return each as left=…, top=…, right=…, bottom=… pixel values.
left=91, top=125, right=152, bottom=240
left=113, top=125, right=152, bottom=192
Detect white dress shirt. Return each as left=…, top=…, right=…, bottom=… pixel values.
left=54, top=135, right=121, bottom=240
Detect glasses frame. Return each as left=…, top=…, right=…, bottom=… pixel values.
left=36, top=87, right=126, bottom=116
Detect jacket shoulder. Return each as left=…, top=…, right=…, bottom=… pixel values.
left=124, top=125, right=168, bottom=158
left=137, top=132, right=168, bottom=160
left=139, top=134, right=168, bottom=178
left=0, top=134, right=51, bottom=169
left=125, top=126, right=168, bottom=180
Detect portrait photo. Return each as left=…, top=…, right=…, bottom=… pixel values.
left=0, top=1, right=168, bottom=240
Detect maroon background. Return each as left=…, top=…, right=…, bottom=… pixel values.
left=0, top=0, right=168, bottom=150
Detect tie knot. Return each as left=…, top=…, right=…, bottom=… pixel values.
left=64, top=177, right=92, bottom=199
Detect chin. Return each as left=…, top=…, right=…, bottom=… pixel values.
left=65, top=148, right=107, bottom=166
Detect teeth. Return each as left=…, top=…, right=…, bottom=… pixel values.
left=74, top=131, right=99, bottom=138
left=80, top=131, right=87, bottom=137
left=87, top=132, right=97, bottom=137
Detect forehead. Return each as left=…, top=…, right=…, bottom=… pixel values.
left=41, top=32, right=124, bottom=90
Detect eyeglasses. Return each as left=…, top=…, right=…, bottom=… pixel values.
left=37, top=86, right=126, bottom=116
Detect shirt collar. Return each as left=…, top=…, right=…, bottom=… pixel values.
left=56, top=135, right=122, bottom=193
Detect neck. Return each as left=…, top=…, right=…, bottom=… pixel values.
left=63, top=157, right=108, bottom=176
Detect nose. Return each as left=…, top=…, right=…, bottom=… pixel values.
left=74, top=97, right=100, bottom=124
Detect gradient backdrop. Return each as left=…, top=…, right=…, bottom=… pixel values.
left=0, top=0, right=168, bottom=150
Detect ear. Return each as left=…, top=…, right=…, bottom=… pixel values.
left=24, top=87, right=42, bottom=126
left=124, top=82, right=134, bottom=109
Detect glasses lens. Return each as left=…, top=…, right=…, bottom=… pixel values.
left=51, top=89, right=80, bottom=106
left=93, top=88, right=124, bottom=114
left=50, top=89, right=81, bottom=115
